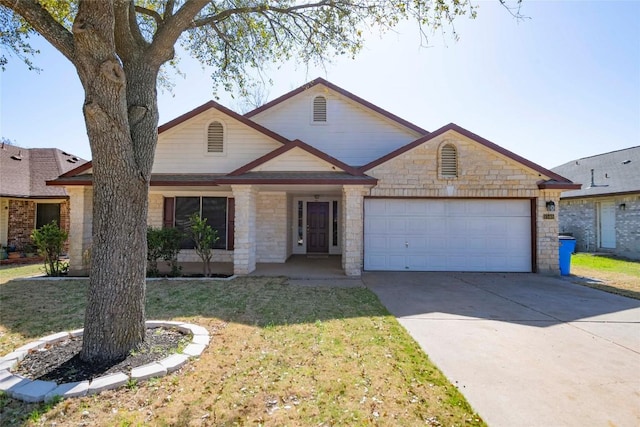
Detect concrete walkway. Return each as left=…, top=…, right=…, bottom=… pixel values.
left=363, top=272, right=640, bottom=427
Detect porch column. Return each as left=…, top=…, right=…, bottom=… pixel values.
left=342, top=185, right=368, bottom=276
left=67, top=186, right=93, bottom=275
left=232, top=185, right=257, bottom=275
left=536, top=190, right=562, bottom=274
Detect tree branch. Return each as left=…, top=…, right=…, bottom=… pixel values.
left=146, top=0, right=210, bottom=67
left=0, top=0, right=75, bottom=63
left=190, top=0, right=334, bottom=29
left=163, top=0, right=176, bottom=19
left=135, top=5, right=163, bottom=27
left=113, top=0, right=146, bottom=62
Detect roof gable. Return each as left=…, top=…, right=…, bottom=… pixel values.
left=158, top=100, right=291, bottom=145
left=551, top=146, right=639, bottom=198
left=229, top=140, right=361, bottom=176
left=361, top=123, right=579, bottom=190
left=250, top=146, right=342, bottom=173
left=245, top=78, right=429, bottom=135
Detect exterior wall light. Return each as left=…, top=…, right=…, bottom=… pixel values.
left=619, top=203, right=626, bottom=210
left=545, top=201, right=556, bottom=212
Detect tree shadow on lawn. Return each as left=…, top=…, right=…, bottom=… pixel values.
left=0, top=276, right=388, bottom=345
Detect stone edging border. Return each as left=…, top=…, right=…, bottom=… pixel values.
left=0, top=321, right=209, bottom=403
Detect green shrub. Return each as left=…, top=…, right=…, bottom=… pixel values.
left=30, top=221, right=68, bottom=276
left=147, top=227, right=184, bottom=277
left=187, top=213, right=219, bottom=277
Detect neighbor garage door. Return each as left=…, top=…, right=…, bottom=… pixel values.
left=364, top=199, right=532, bottom=272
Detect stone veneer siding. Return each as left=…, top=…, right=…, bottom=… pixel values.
left=66, top=187, right=93, bottom=274
left=232, top=185, right=257, bottom=274
left=559, top=194, right=640, bottom=260
left=367, top=131, right=563, bottom=274
left=6, top=199, right=70, bottom=252
left=256, top=192, right=288, bottom=262
left=342, top=185, right=368, bottom=276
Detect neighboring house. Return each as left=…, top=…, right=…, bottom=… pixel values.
left=49, top=78, right=579, bottom=276
left=0, top=143, right=87, bottom=251
left=551, top=146, right=640, bottom=260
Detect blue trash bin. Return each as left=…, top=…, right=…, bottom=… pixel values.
left=559, top=236, right=576, bottom=276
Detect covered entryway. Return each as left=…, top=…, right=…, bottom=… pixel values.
left=307, top=201, right=330, bottom=253
left=364, top=199, right=532, bottom=272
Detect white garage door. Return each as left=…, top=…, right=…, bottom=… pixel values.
left=364, top=199, right=532, bottom=272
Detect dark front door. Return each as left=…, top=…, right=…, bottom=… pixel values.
left=307, top=202, right=329, bottom=253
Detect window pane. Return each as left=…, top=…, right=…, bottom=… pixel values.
left=175, top=197, right=200, bottom=249
left=36, top=204, right=61, bottom=229
left=332, top=201, right=338, bottom=246
left=202, top=197, right=227, bottom=249
left=297, top=201, right=304, bottom=246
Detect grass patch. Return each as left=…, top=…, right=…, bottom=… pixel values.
left=0, top=263, right=45, bottom=284
left=0, top=277, right=484, bottom=426
left=571, top=253, right=640, bottom=299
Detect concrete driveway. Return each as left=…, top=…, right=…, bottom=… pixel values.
left=363, top=272, right=640, bottom=427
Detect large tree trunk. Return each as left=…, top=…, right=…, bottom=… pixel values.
left=79, top=63, right=160, bottom=362
left=70, top=1, right=161, bottom=363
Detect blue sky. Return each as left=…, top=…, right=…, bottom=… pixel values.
left=1, top=1, right=638, bottom=169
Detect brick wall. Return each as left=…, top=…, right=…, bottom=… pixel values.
left=617, top=196, right=640, bottom=259
left=559, top=194, right=640, bottom=260
left=7, top=200, right=35, bottom=250
left=5, top=199, right=71, bottom=253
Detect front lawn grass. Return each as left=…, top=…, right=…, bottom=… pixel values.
left=0, top=263, right=45, bottom=284
left=571, top=253, right=640, bottom=299
left=0, top=277, right=484, bottom=426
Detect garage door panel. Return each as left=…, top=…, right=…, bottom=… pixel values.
left=364, top=199, right=532, bottom=272
left=386, top=255, right=407, bottom=270
left=365, top=217, right=387, bottom=232
left=387, top=218, right=408, bottom=233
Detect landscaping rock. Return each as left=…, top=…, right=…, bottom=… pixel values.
left=87, top=372, right=129, bottom=395
left=11, top=379, right=57, bottom=402
left=46, top=381, right=90, bottom=401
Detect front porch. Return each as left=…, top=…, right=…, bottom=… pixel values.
left=231, top=184, right=370, bottom=277
left=160, top=254, right=346, bottom=279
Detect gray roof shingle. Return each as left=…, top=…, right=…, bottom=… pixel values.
left=551, top=146, right=639, bottom=198
left=0, top=144, right=87, bottom=198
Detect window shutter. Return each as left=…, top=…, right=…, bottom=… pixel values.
left=163, top=197, right=175, bottom=228
left=207, top=122, right=224, bottom=152
left=227, top=198, right=235, bottom=250
left=440, top=144, right=458, bottom=178
left=313, top=96, right=327, bottom=122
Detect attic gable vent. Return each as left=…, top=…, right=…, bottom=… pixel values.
left=207, top=121, right=224, bottom=153
left=440, top=144, right=458, bottom=178
left=313, top=96, right=327, bottom=122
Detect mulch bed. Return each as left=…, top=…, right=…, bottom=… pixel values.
left=13, top=328, right=188, bottom=384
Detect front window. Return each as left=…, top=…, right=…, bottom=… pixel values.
left=174, top=197, right=227, bottom=249
left=332, top=200, right=338, bottom=246
left=36, top=203, right=61, bottom=229
left=297, top=200, right=304, bottom=246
